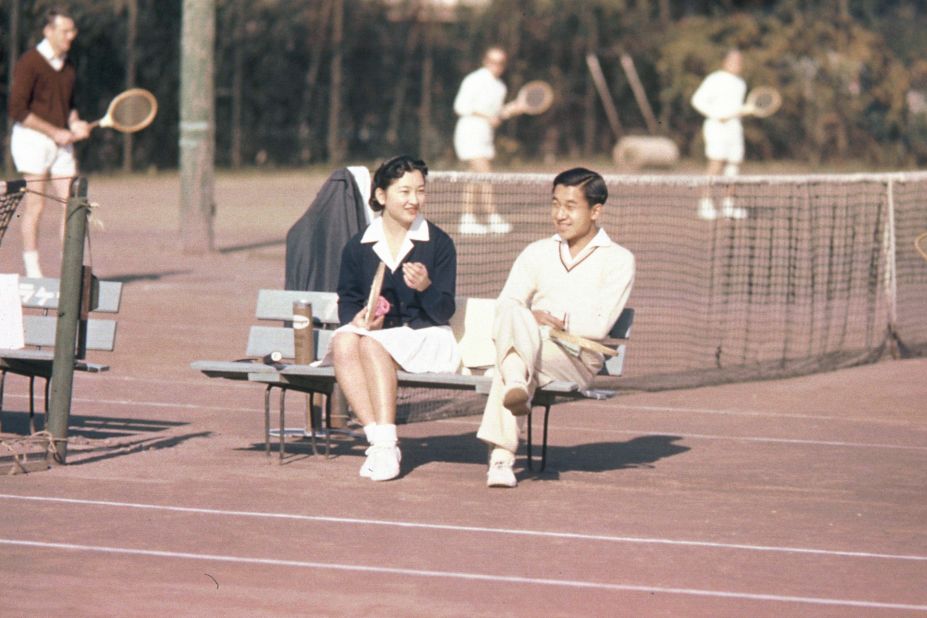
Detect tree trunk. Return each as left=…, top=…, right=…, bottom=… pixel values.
left=180, top=0, right=216, bottom=254
left=327, top=0, right=344, bottom=164
left=122, top=0, right=137, bottom=172
left=582, top=5, right=598, bottom=155
left=386, top=21, right=419, bottom=147
left=230, top=0, right=244, bottom=169
left=4, top=0, right=20, bottom=176
left=298, top=0, right=332, bottom=164
left=418, top=14, right=434, bottom=159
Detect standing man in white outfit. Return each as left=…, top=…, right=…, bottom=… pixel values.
left=476, top=167, right=635, bottom=488
left=453, top=46, right=521, bottom=235
left=691, top=48, right=748, bottom=220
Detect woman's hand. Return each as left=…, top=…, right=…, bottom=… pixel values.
left=402, top=262, right=431, bottom=291
left=351, top=307, right=384, bottom=331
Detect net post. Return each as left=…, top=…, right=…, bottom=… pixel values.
left=46, top=176, right=90, bottom=464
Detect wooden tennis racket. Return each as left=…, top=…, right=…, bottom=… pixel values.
left=549, top=329, right=619, bottom=357
left=916, top=232, right=927, bottom=262
left=89, top=88, right=158, bottom=133
left=364, top=262, right=387, bottom=327
left=741, top=86, right=781, bottom=118
left=504, top=80, right=554, bottom=118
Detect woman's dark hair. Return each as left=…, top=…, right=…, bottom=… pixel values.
left=552, top=167, right=607, bottom=207
left=369, top=155, right=428, bottom=212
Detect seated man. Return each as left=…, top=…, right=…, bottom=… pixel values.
left=476, top=167, right=635, bottom=488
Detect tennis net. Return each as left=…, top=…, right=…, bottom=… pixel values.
left=0, top=180, right=27, bottom=248
left=425, top=170, right=927, bottom=390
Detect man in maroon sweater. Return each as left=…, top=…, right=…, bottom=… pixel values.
left=8, top=7, right=90, bottom=277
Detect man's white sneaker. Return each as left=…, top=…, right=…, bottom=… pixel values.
left=721, top=197, right=747, bottom=219
left=487, top=213, right=512, bottom=234
left=486, top=459, right=517, bottom=488
left=360, top=444, right=401, bottom=480
left=697, top=198, right=717, bottom=221
left=458, top=213, right=488, bottom=235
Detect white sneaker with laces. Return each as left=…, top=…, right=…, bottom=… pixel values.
left=458, top=213, right=488, bottom=235
left=721, top=197, right=747, bottom=219
left=487, top=213, right=512, bottom=234
left=360, top=444, right=401, bottom=480
left=697, top=198, right=717, bottom=221
left=486, top=459, right=517, bottom=488
left=362, top=444, right=401, bottom=481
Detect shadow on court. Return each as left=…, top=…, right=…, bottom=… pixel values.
left=241, top=430, right=690, bottom=478
left=0, top=410, right=203, bottom=466
left=104, top=269, right=193, bottom=283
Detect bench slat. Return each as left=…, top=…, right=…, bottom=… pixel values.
left=256, top=290, right=340, bottom=325
left=18, top=277, right=122, bottom=312
left=190, top=360, right=279, bottom=380
left=245, top=326, right=334, bottom=360
left=22, top=315, right=117, bottom=351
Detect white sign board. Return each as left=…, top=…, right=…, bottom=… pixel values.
left=0, top=273, right=25, bottom=349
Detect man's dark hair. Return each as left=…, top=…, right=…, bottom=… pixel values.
left=552, top=167, right=607, bottom=207
left=369, top=155, right=429, bottom=212
left=44, top=6, right=73, bottom=28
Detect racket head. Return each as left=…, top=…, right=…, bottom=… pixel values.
left=99, top=88, right=158, bottom=132
left=516, top=80, right=554, bottom=115
left=916, top=231, right=927, bottom=262
left=744, top=86, right=781, bottom=118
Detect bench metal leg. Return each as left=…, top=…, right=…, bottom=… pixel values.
left=525, top=402, right=553, bottom=473
left=28, top=376, right=36, bottom=434
left=315, top=392, right=332, bottom=458
left=305, top=391, right=318, bottom=458
left=278, top=387, right=287, bottom=462
left=540, top=404, right=552, bottom=472
left=0, top=369, right=6, bottom=432
left=526, top=409, right=534, bottom=469
left=264, top=385, right=272, bottom=458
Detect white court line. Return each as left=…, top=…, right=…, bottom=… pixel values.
left=2, top=494, right=925, bottom=563
left=612, top=403, right=923, bottom=425
left=438, top=418, right=927, bottom=452
left=5, top=389, right=923, bottom=451
left=1, top=393, right=258, bottom=414
left=1, top=539, right=924, bottom=611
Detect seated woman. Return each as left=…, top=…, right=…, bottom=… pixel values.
left=330, top=155, right=458, bottom=481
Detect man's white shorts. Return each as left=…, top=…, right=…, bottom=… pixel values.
left=10, top=123, right=77, bottom=176
left=703, top=118, right=744, bottom=163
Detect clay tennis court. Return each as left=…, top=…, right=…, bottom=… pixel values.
left=1, top=173, right=925, bottom=615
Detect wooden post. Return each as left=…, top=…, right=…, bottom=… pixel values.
left=47, top=178, right=90, bottom=464
left=180, top=0, right=216, bottom=254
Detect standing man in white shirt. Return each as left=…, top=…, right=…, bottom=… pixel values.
left=453, top=46, right=522, bottom=235
left=8, top=7, right=90, bottom=277
left=691, top=48, right=748, bottom=220
left=476, top=167, right=635, bottom=488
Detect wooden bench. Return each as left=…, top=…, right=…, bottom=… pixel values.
left=192, top=289, right=633, bottom=471
left=0, top=275, right=123, bottom=433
